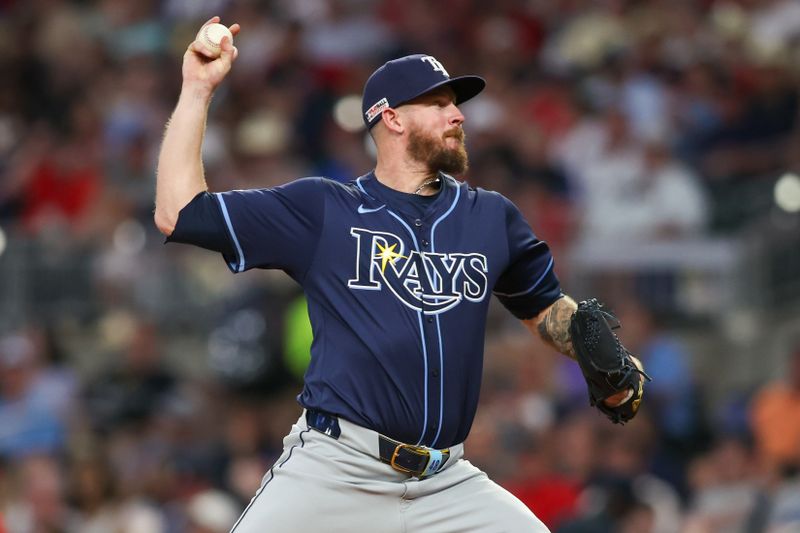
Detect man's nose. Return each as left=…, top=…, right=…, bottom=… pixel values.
left=448, top=103, right=464, bottom=126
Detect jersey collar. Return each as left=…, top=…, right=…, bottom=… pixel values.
left=357, top=171, right=458, bottom=221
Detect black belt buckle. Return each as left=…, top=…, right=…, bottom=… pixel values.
left=390, top=443, right=431, bottom=475
left=381, top=438, right=450, bottom=477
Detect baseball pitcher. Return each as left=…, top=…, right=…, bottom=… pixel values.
left=155, top=17, right=650, bottom=533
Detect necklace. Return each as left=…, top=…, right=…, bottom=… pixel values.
left=413, top=177, right=441, bottom=195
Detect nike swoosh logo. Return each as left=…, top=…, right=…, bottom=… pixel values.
left=357, top=204, right=385, bottom=214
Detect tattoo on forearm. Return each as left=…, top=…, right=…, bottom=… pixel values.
left=537, top=297, right=577, bottom=359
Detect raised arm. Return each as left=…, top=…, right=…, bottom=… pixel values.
left=154, top=17, right=240, bottom=236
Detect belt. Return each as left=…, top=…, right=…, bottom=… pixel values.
left=377, top=433, right=451, bottom=477
left=305, top=409, right=451, bottom=478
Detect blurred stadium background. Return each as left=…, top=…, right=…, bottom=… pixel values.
left=1, top=0, right=800, bottom=531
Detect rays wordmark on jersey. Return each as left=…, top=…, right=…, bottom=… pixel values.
left=347, top=228, right=488, bottom=314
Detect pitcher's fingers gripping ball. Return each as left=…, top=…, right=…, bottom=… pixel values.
left=195, top=22, right=234, bottom=58
left=569, top=299, right=652, bottom=424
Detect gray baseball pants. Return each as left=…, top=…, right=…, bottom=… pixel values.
left=229, top=411, right=550, bottom=533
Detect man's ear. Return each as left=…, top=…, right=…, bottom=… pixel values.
left=380, top=108, right=404, bottom=134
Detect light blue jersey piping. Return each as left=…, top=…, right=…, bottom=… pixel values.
left=386, top=209, right=429, bottom=446
left=214, top=193, right=246, bottom=273
left=428, top=176, right=461, bottom=447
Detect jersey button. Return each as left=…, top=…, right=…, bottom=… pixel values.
left=431, top=369, right=440, bottom=378
left=422, top=239, right=429, bottom=247
left=414, top=219, right=422, bottom=227
left=426, top=317, right=433, bottom=323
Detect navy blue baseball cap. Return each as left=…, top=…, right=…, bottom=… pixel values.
left=362, top=54, right=486, bottom=130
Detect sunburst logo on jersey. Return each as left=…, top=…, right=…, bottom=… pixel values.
left=374, top=242, right=406, bottom=273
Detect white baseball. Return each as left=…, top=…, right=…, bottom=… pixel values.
left=196, top=23, right=233, bottom=58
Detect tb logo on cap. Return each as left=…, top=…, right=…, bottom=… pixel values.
left=421, top=55, right=449, bottom=77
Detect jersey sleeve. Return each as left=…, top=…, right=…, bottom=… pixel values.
left=166, top=191, right=237, bottom=257
left=493, top=195, right=561, bottom=319
left=213, top=177, right=326, bottom=279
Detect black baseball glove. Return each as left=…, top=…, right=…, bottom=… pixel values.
left=569, top=299, right=652, bottom=424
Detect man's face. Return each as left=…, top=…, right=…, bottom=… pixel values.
left=402, top=87, right=468, bottom=175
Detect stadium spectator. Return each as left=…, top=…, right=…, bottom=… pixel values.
left=750, top=342, right=800, bottom=477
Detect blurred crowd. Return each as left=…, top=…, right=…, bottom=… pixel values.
left=1, top=0, right=800, bottom=531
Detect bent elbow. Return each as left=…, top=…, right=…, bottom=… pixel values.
left=154, top=208, right=176, bottom=236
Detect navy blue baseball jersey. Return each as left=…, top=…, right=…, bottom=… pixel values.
left=170, top=171, right=561, bottom=448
